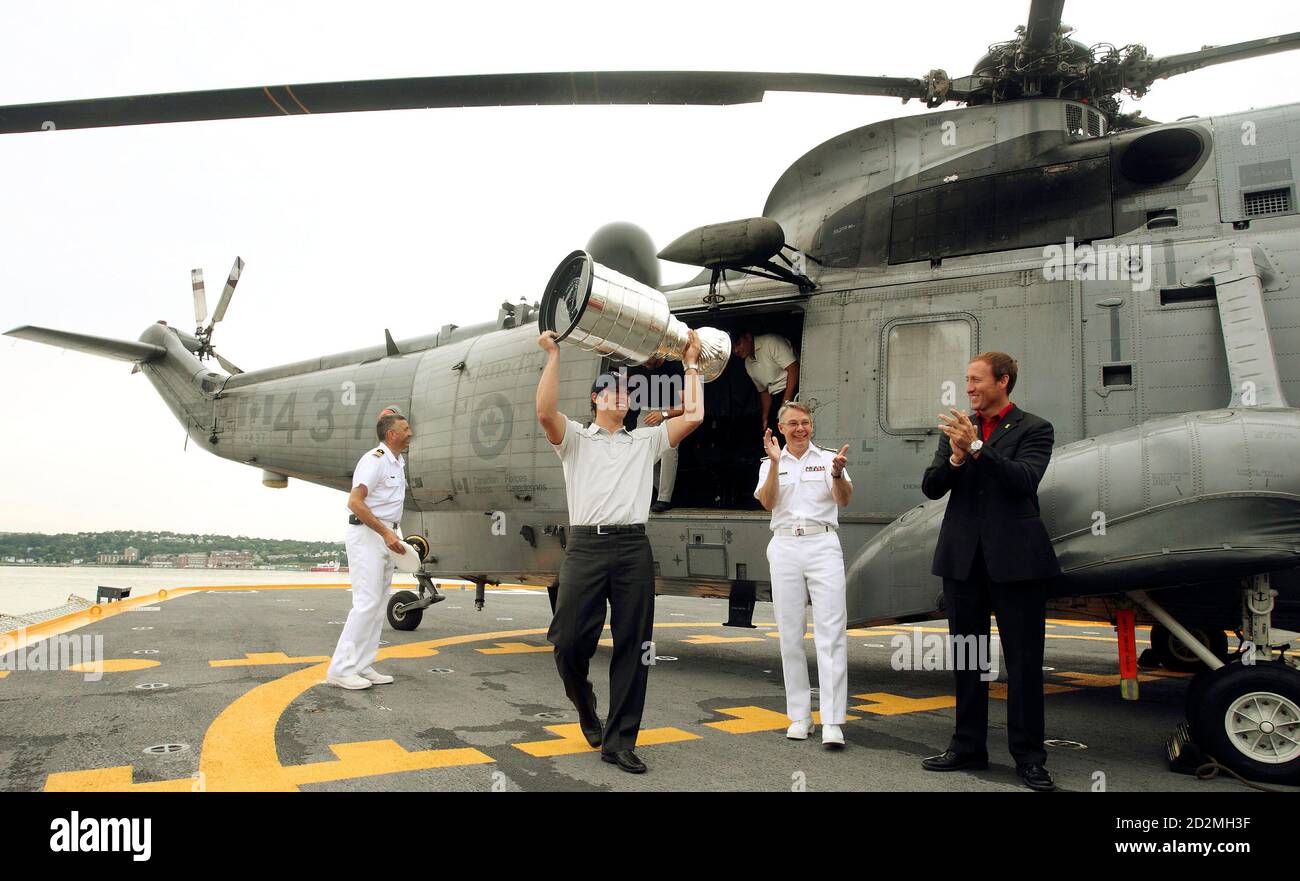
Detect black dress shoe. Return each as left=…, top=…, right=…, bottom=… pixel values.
left=576, top=690, right=603, bottom=749
left=650, top=500, right=672, bottom=514
left=921, top=750, right=989, bottom=772
left=600, top=749, right=647, bottom=774
left=1015, top=763, right=1056, bottom=791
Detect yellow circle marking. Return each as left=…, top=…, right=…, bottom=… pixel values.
left=199, top=622, right=729, bottom=791
left=67, top=659, right=161, bottom=673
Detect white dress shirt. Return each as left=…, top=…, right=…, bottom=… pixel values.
left=552, top=418, right=671, bottom=525
left=349, top=442, right=407, bottom=522
left=754, top=444, right=851, bottom=531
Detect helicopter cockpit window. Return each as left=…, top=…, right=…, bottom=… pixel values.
left=882, top=317, right=973, bottom=433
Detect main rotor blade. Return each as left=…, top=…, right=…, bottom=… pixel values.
left=5, top=325, right=165, bottom=362
left=0, top=71, right=929, bottom=134
left=1139, top=32, right=1300, bottom=85
left=209, top=256, right=243, bottom=328
left=1023, top=0, right=1066, bottom=52
left=191, top=268, right=207, bottom=326
left=213, top=350, right=243, bottom=375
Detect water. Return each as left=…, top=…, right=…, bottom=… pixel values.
left=0, top=566, right=421, bottom=617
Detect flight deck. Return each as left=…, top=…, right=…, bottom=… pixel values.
left=2, top=582, right=1293, bottom=793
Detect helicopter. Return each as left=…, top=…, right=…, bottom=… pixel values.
left=5, top=0, right=1300, bottom=785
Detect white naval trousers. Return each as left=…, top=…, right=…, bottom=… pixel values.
left=328, top=523, right=400, bottom=679
left=766, top=530, right=849, bottom=725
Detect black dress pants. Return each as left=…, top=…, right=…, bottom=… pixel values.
left=942, top=544, right=1048, bottom=766
left=547, top=530, right=655, bottom=754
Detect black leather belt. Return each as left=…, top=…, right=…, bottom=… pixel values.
left=348, top=515, right=398, bottom=528
left=570, top=524, right=645, bottom=535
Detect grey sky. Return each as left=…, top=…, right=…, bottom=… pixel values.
left=2, top=0, right=1297, bottom=541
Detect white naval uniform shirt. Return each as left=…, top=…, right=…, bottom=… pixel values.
left=754, top=444, right=851, bottom=531
left=551, top=417, right=671, bottom=525
left=744, top=333, right=798, bottom=395
left=349, top=442, right=407, bottom=522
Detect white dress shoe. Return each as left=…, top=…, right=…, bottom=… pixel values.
left=822, top=724, right=845, bottom=748
left=359, top=667, right=394, bottom=684
left=786, top=717, right=816, bottom=740
left=326, top=673, right=373, bottom=690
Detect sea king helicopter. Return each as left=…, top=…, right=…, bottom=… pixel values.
left=6, top=1, right=1300, bottom=784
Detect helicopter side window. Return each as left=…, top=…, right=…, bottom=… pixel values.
left=882, top=317, right=973, bottom=433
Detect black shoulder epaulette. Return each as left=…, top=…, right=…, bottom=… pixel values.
left=371, top=448, right=384, bottom=457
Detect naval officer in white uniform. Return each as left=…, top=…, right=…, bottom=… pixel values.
left=326, top=411, right=413, bottom=690
left=754, top=400, right=852, bottom=747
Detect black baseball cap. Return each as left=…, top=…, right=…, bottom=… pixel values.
left=590, top=371, right=625, bottom=396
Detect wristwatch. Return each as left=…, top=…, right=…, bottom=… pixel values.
left=969, top=439, right=984, bottom=454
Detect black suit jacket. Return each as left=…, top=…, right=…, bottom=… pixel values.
left=921, top=404, right=1061, bottom=583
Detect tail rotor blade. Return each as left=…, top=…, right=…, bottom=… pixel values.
left=191, top=268, right=207, bottom=326
left=209, top=256, right=244, bottom=330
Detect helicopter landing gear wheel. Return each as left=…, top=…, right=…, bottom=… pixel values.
left=387, top=590, right=423, bottom=631
left=1150, top=623, right=1229, bottom=672
left=1188, top=661, right=1300, bottom=786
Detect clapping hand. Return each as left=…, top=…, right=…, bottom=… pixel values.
left=937, top=408, right=978, bottom=456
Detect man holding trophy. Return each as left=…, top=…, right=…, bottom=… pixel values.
left=535, top=250, right=731, bottom=774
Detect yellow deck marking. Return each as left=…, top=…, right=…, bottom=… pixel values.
left=0, top=671, right=9, bottom=679
left=598, top=638, right=614, bottom=647
left=210, top=652, right=330, bottom=667
left=851, top=692, right=957, bottom=715
left=679, top=634, right=765, bottom=645
left=45, top=766, right=196, bottom=792
left=67, top=659, right=161, bottom=674
left=1047, top=633, right=1150, bottom=644
left=282, top=739, right=493, bottom=785
left=989, top=681, right=1079, bottom=699
left=703, top=706, right=860, bottom=734
left=0, top=588, right=201, bottom=651
left=705, top=706, right=791, bottom=733
left=765, top=631, right=815, bottom=640
left=1053, top=671, right=1163, bottom=688
left=513, top=723, right=700, bottom=757
left=1046, top=618, right=1150, bottom=629
left=189, top=622, right=727, bottom=791
left=476, top=642, right=553, bottom=655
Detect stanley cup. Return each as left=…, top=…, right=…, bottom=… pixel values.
left=538, top=250, right=731, bottom=382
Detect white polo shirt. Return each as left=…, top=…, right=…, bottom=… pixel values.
left=552, top=418, right=671, bottom=525
left=744, top=333, right=798, bottom=394
left=349, top=442, right=407, bottom=522
left=754, top=444, right=851, bottom=531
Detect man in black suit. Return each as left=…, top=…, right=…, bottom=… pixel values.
left=919, top=351, right=1061, bottom=791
